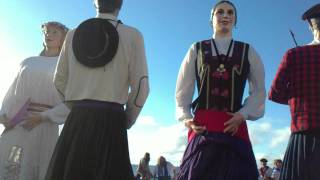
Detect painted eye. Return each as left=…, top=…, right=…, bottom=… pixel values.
left=216, top=9, right=224, bottom=15
left=227, top=10, right=234, bottom=16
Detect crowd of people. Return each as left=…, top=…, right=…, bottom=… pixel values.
left=0, top=0, right=319, bottom=179
left=135, top=153, right=177, bottom=180
left=134, top=153, right=285, bottom=180
left=258, top=158, right=283, bottom=180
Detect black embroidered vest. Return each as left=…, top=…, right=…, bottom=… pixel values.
left=192, top=39, right=250, bottom=113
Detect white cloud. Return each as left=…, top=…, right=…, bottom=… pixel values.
left=248, top=121, right=272, bottom=145
left=248, top=117, right=291, bottom=165
left=128, top=115, right=292, bottom=167
left=128, top=115, right=187, bottom=166
left=270, top=127, right=290, bottom=148
left=135, top=115, right=158, bottom=126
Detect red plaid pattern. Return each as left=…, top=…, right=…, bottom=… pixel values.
left=269, top=45, right=320, bottom=132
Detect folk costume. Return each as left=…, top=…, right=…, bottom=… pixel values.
left=269, top=4, right=320, bottom=180
left=45, top=12, right=149, bottom=180
left=0, top=56, right=69, bottom=180
left=176, top=36, right=266, bottom=180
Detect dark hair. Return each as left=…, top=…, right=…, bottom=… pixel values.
left=210, top=0, right=237, bottom=26
left=95, top=0, right=123, bottom=13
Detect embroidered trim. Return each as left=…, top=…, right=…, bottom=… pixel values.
left=231, top=43, right=248, bottom=111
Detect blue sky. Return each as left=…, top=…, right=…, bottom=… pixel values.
left=0, top=0, right=318, bottom=166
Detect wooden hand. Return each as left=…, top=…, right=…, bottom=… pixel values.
left=22, top=114, right=43, bottom=131
left=223, top=112, right=245, bottom=136
left=184, top=119, right=206, bottom=134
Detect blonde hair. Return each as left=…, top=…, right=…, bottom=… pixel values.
left=40, top=21, right=69, bottom=56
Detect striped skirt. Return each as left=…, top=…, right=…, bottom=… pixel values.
left=45, top=100, right=134, bottom=180
left=280, top=131, right=320, bottom=180
left=177, top=132, right=258, bottom=180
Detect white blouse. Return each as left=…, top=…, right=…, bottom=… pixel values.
left=176, top=36, right=266, bottom=121
left=0, top=56, right=69, bottom=125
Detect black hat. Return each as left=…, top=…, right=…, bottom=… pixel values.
left=302, top=4, right=320, bottom=20
left=72, top=18, right=120, bottom=68
left=260, top=158, right=268, bottom=162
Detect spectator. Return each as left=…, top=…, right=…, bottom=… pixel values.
left=259, top=158, right=273, bottom=180
left=137, top=152, right=152, bottom=180
left=271, top=159, right=282, bottom=180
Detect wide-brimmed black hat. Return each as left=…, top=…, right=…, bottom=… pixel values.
left=302, top=4, right=320, bottom=20
left=72, top=18, right=120, bottom=68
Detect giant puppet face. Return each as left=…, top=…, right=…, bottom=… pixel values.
left=211, top=2, right=236, bottom=35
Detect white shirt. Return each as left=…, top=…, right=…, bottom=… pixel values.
left=54, top=13, right=149, bottom=128
left=0, top=56, right=69, bottom=124
left=152, top=161, right=175, bottom=178
left=176, top=36, right=266, bottom=121
left=309, top=38, right=320, bottom=45
left=271, top=168, right=281, bottom=180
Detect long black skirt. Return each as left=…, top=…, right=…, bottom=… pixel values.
left=177, top=132, right=258, bottom=180
left=280, top=131, right=320, bottom=180
left=45, top=100, right=134, bottom=180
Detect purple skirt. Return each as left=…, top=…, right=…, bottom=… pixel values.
left=177, top=132, right=258, bottom=180
left=45, top=100, right=134, bottom=180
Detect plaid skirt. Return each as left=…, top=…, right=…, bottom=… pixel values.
left=177, top=132, right=258, bottom=180
left=280, top=131, right=320, bottom=180
left=45, top=100, right=134, bottom=180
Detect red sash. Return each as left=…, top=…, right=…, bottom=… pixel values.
left=188, top=110, right=250, bottom=142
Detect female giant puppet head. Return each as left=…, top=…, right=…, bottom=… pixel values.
left=210, top=1, right=237, bottom=37
left=40, top=21, right=68, bottom=56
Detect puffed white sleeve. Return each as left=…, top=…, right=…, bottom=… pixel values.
left=125, top=30, right=150, bottom=129
left=175, top=43, right=197, bottom=121
left=237, top=46, right=266, bottom=120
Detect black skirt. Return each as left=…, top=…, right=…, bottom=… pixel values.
left=45, top=100, right=134, bottom=180
left=280, top=131, right=320, bottom=180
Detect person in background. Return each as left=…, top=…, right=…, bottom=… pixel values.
left=259, top=158, right=273, bottom=180
left=0, top=21, right=69, bottom=180
left=137, top=152, right=153, bottom=180
left=175, top=1, right=265, bottom=179
left=271, top=159, right=282, bottom=180
left=268, top=3, right=320, bottom=180
left=153, top=156, right=175, bottom=180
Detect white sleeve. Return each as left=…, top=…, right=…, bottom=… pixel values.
left=53, top=31, right=71, bottom=100
left=237, top=46, right=266, bottom=120
left=175, top=43, right=197, bottom=121
left=40, top=103, right=70, bottom=124
left=167, top=162, right=175, bottom=177
left=0, top=65, right=22, bottom=124
left=125, top=30, right=150, bottom=129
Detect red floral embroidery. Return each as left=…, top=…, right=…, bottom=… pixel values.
left=221, top=89, right=229, bottom=97
left=212, top=71, right=221, bottom=78
left=211, top=88, right=219, bottom=95
left=221, top=71, right=229, bottom=80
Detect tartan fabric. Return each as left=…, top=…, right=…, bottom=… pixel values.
left=269, top=45, right=320, bottom=132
